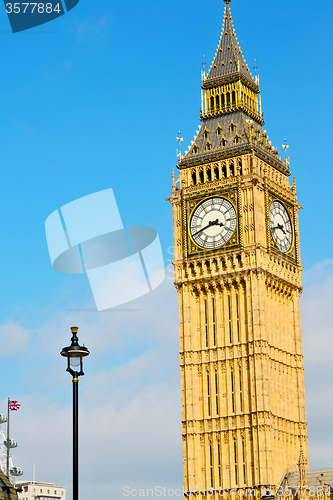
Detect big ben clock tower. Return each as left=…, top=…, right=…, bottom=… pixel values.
left=170, top=0, right=308, bottom=496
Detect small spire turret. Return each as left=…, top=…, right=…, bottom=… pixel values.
left=297, top=442, right=308, bottom=487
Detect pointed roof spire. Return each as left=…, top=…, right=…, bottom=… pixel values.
left=206, top=1, right=256, bottom=86
left=297, top=442, right=308, bottom=487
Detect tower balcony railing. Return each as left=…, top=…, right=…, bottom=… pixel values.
left=202, top=69, right=259, bottom=91
left=178, top=139, right=251, bottom=167
left=200, top=102, right=264, bottom=124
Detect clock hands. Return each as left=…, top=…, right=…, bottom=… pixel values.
left=192, top=219, right=224, bottom=238
left=270, top=201, right=293, bottom=253
left=272, top=223, right=286, bottom=235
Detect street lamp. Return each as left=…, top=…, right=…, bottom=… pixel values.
left=261, top=490, right=275, bottom=500
left=61, top=327, right=89, bottom=500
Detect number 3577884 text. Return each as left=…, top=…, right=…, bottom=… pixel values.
left=5, top=3, right=61, bottom=13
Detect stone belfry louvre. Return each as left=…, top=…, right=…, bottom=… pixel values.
left=170, top=0, right=308, bottom=495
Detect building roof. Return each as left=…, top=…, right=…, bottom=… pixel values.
left=287, top=469, right=333, bottom=489
left=0, top=468, right=18, bottom=499
left=179, top=112, right=289, bottom=174
left=17, top=481, right=54, bottom=484
left=16, top=480, right=66, bottom=488
left=206, top=0, right=255, bottom=86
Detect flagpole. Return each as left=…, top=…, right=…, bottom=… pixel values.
left=33, top=463, right=36, bottom=500
left=6, top=397, right=10, bottom=477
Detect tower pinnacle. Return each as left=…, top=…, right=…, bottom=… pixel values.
left=205, top=1, right=255, bottom=84
left=178, top=0, right=289, bottom=177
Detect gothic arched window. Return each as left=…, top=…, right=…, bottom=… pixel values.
left=221, top=94, right=225, bottom=109
left=226, top=93, right=231, bottom=107
left=199, top=170, right=204, bottom=183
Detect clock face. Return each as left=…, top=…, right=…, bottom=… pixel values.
left=269, top=201, right=293, bottom=253
left=190, top=197, right=237, bottom=249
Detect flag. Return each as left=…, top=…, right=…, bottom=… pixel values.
left=9, top=401, right=21, bottom=411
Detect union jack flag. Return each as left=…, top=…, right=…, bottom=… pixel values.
left=9, top=401, right=21, bottom=411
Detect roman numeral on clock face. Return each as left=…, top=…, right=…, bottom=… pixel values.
left=190, top=197, right=237, bottom=249
left=269, top=200, right=293, bottom=253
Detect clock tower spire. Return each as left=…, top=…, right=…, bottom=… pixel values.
left=170, top=1, right=309, bottom=497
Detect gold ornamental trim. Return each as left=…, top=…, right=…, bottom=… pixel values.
left=184, top=188, right=241, bottom=259
left=267, top=191, right=297, bottom=261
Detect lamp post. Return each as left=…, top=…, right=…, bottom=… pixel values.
left=261, top=490, right=275, bottom=500
left=61, top=327, right=89, bottom=500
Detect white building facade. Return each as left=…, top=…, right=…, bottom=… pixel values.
left=17, top=481, right=66, bottom=500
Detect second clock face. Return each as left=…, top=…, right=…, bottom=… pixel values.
left=190, top=197, right=237, bottom=249
left=269, top=200, right=293, bottom=253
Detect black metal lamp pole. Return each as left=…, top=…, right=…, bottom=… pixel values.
left=61, top=327, right=89, bottom=500
left=73, top=371, right=79, bottom=500
left=261, top=490, right=275, bottom=500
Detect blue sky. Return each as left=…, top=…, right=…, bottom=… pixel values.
left=0, top=0, right=333, bottom=498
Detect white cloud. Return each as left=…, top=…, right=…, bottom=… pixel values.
left=1, top=277, right=182, bottom=499
left=301, top=263, right=333, bottom=468
left=2, top=261, right=333, bottom=497
left=0, top=322, right=33, bottom=357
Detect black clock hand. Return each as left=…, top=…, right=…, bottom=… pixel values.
left=272, top=223, right=286, bottom=235
left=192, top=219, right=223, bottom=238
left=192, top=220, right=217, bottom=238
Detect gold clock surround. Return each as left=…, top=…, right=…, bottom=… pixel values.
left=185, top=188, right=240, bottom=258
left=266, top=192, right=296, bottom=260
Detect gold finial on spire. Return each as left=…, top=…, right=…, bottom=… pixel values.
left=282, top=138, right=289, bottom=159
left=253, top=59, right=258, bottom=76
left=202, top=55, right=206, bottom=73
left=283, top=139, right=290, bottom=168
left=176, top=131, right=183, bottom=149
left=224, top=0, right=231, bottom=3
left=201, top=55, right=206, bottom=83
left=176, top=131, right=183, bottom=161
